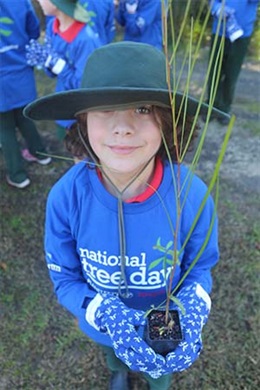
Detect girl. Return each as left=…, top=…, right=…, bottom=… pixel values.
left=24, top=42, right=227, bottom=390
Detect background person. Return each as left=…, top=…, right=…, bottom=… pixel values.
left=80, top=0, right=116, bottom=45
left=207, top=0, right=259, bottom=124
left=115, top=0, right=163, bottom=49
left=30, top=0, right=101, bottom=140
left=0, top=0, right=51, bottom=189
left=24, top=42, right=224, bottom=390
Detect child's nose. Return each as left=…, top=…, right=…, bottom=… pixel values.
left=112, top=111, right=134, bottom=136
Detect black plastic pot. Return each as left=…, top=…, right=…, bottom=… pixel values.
left=144, top=309, right=183, bottom=356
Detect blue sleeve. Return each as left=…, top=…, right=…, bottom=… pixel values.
left=179, top=175, right=219, bottom=294
left=116, top=1, right=127, bottom=26
left=116, top=0, right=161, bottom=36
left=44, top=178, right=97, bottom=323
left=105, top=2, right=116, bottom=43
left=25, top=0, right=40, bottom=40
left=45, top=25, right=101, bottom=90
left=59, top=31, right=100, bottom=90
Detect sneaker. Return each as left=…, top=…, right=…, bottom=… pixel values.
left=6, top=176, right=31, bottom=189
left=22, top=148, right=52, bottom=165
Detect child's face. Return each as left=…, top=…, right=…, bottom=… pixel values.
left=37, top=0, right=57, bottom=16
left=87, top=106, right=162, bottom=177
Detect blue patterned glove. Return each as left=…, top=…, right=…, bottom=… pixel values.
left=85, top=293, right=166, bottom=378
left=109, top=322, right=166, bottom=378
left=85, top=293, right=146, bottom=331
left=25, top=37, right=51, bottom=69
left=157, top=283, right=211, bottom=374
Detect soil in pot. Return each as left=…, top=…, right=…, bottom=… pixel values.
left=144, top=309, right=183, bottom=356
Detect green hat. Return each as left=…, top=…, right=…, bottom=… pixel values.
left=24, top=42, right=229, bottom=121
left=50, top=0, right=91, bottom=23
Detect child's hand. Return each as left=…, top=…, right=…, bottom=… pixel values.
left=85, top=293, right=146, bottom=331
left=211, top=2, right=235, bottom=18
left=158, top=283, right=211, bottom=374
left=125, top=0, right=138, bottom=14
left=85, top=293, right=167, bottom=377
left=25, top=39, right=49, bottom=68
left=112, top=328, right=166, bottom=378
left=44, top=53, right=66, bottom=75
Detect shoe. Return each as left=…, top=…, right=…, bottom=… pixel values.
left=22, top=148, right=52, bottom=165
left=109, top=371, right=129, bottom=390
left=6, top=176, right=30, bottom=189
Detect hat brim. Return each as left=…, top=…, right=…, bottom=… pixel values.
left=24, top=88, right=229, bottom=121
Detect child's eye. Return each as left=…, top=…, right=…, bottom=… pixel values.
left=135, top=105, right=152, bottom=115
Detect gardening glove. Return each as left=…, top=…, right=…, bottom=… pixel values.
left=44, top=52, right=66, bottom=76
left=85, top=293, right=146, bottom=332
left=158, top=283, right=211, bottom=374
left=210, top=2, right=235, bottom=18
left=85, top=293, right=166, bottom=378
left=25, top=38, right=50, bottom=69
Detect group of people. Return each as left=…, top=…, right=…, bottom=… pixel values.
left=0, top=0, right=165, bottom=188
left=0, top=0, right=258, bottom=188
left=0, top=1, right=259, bottom=389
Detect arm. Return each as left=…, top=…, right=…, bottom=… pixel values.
left=45, top=182, right=96, bottom=324
left=45, top=26, right=100, bottom=88
left=25, top=0, right=40, bottom=40
left=105, top=1, right=116, bottom=43
left=209, top=0, right=235, bottom=18
left=116, top=0, right=161, bottom=36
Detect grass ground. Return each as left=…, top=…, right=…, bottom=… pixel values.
left=0, top=55, right=259, bottom=389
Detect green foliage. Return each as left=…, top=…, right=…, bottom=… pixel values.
left=154, top=0, right=235, bottom=319
left=149, top=238, right=180, bottom=271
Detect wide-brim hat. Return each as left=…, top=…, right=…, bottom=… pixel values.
left=24, top=42, right=229, bottom=121
left=50, top=0, right=90, bottom=23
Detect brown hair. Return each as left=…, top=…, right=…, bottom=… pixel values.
left=65, top=106, right=198, bottom=162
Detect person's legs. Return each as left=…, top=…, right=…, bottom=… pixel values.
left=101, top=346, right=172, bottom=390
left=142, top=372, right=173, bottom=390
left=56, top=124, right=67, bottom=141
left=101, top=346, right=130, bottom=389
left=15, top=107, right=47, bottom=159
left=0, top=110, right=28, bottom=183
left=221, top=37, right=250, bottom=113
left=207, top=35, right=230, bottom=112
left=101, top=345, right=129, bottom=372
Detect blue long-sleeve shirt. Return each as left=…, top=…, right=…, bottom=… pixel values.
left=116, top=0, right=163, bottom=49
left=0, top=0, right=40, bottom=112
left=211, top=0, right=259, bottom=37
left=45, top=161, right=219, bottom=346
left=45, top=18, right=101, bottom=128
left=80, top=0, right=116, bottom=44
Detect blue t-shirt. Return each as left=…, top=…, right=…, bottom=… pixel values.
left=0, top=0, right=40, bottom=112
left=45, top=161, right=219, bottom=346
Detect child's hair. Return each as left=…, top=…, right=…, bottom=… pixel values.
left=65, top=106, right=199, bottom=162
